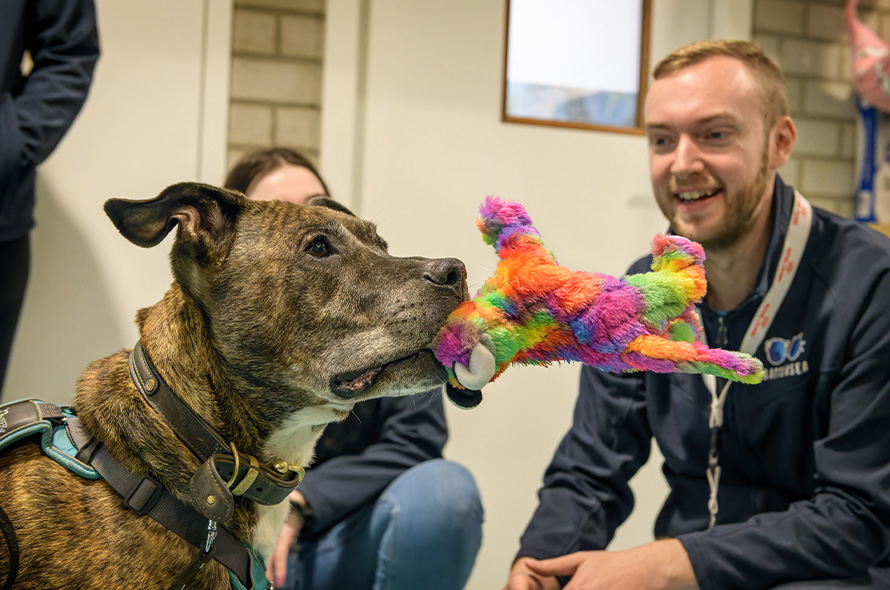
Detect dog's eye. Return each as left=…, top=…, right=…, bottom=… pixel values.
left=306, top=237, right=331, bottom=258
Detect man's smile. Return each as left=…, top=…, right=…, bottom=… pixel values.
left=676, top=188, right=721, bottom=202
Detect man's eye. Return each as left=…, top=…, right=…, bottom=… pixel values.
left=306, top=237, right=331, bottom=257
left=649, top=136, right=673, bottom=151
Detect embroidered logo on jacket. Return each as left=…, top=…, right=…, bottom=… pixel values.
left=762, top=332, right=809, bottom=381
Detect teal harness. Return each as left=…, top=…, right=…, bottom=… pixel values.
left=0, top=398, right=271, bottom=590
left=0, top=400, right=100, bottom=479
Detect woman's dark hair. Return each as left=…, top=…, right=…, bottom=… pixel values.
left=223, top=147, right=331, bottom=197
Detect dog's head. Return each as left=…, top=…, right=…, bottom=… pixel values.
left=104, top=182, right=467, bottom=416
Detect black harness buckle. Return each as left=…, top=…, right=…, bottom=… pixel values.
left=124, top=474, right=164, bottom=516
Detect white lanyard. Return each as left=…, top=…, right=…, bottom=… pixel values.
left=700, top=191, right=813, bottom=528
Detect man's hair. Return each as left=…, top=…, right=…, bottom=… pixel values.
left=653, top=39, right=789, bottom=128
left=224, top=147, right=331, bottom=197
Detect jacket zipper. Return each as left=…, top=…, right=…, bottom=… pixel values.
left=715, top=314, right=728, bottom=348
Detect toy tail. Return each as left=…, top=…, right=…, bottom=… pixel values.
left=625, top=335, right=764, bottom=384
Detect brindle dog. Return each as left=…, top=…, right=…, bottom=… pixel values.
left=0, top=182, right=467, bottom=589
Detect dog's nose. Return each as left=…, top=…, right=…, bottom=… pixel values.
left=424, top=258, right=467, bottom=292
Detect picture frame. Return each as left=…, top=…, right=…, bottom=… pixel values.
left=502, top=0, right=651, bottom=135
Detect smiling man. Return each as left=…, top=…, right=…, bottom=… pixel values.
left=505, top=40, right=890, bottom=590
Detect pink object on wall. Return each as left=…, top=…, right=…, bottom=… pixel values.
left=847, top=0, right=890, bottom=112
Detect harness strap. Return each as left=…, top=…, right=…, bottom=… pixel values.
left=129, top=341, right=303, bottom=522
left=0, top=399, right=64, bottom=441
left=66, top=417, right=254, bottom=588
left=0, top=399, right=55, bottom=590
left=168, top=545, right=217, bottom=590
left=130, top=343, right=229, bottom=459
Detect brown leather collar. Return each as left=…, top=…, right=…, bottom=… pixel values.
left=129, top=340, right=303, bottom=522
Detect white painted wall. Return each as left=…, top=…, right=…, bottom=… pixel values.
left=1, top=1, right=752, bottom=587
left=320, top=2, right=751, bottom=589
left=2, top=0, right=232, bottom=405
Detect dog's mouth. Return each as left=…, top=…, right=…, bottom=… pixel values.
left=332, top=365, right=384, bottom=397
left=330, top=349, right=443, bottom=399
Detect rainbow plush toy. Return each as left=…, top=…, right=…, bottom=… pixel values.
left=434, top=196, right=764, bottom=409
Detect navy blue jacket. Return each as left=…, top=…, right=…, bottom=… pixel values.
left=1, top=0, right=100, bottom=241
left=518, top=176, right=890, bottom=589
left=297, top=388, right=447, bottom=539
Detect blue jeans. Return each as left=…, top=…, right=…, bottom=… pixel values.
left=281, top=459, right=483, bottom=590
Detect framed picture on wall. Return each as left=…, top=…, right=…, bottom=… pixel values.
left=502, top=0, right=651, bottom=135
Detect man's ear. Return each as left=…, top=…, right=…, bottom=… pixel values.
left=769, top=116, right=796, bottom=170
left=104, top=182, right=246, bottom=262
left=308, top=196, right=356, bottom=217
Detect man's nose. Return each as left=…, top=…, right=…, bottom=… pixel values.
left=670, top=135, right=704, bottom=177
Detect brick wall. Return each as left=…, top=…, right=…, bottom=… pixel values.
left=227, top=0, right=326, bottom=174
left=754, top=0, right=890, bottom=217
left=225, top=2, right=884, bottom=217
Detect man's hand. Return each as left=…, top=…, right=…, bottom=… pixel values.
left=265, top=490, right=307, bottom=588
left=514, top=540, right=699, bottom=590
left=503, top=556, right=561, bottom=590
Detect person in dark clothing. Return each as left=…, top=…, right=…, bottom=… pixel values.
left=506, top=40, right=890, bottom=590
left=225, top=147, right=484, bottom=590
left=0, top=0, right=100, bottom=394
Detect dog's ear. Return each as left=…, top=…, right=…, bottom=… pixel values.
left=104, top=182, right=245, bottom=253
left=308, top=196, right=356, bottom=217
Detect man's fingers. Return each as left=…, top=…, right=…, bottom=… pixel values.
left=265, top=551, right=279, bottom=584
left=503, top=572, right=544, bottom=590
left=266, top=546, right=283, bottom=586
left=526, top=553, right=585, bottom=577
left=267, top=556, right=284, bottom=587
left=272, top=553, right=287, bottom=587
left=268, top=527, right=295, bottom=586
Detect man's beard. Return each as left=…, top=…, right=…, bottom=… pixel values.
left=694, top=143, right=772, bottom=252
